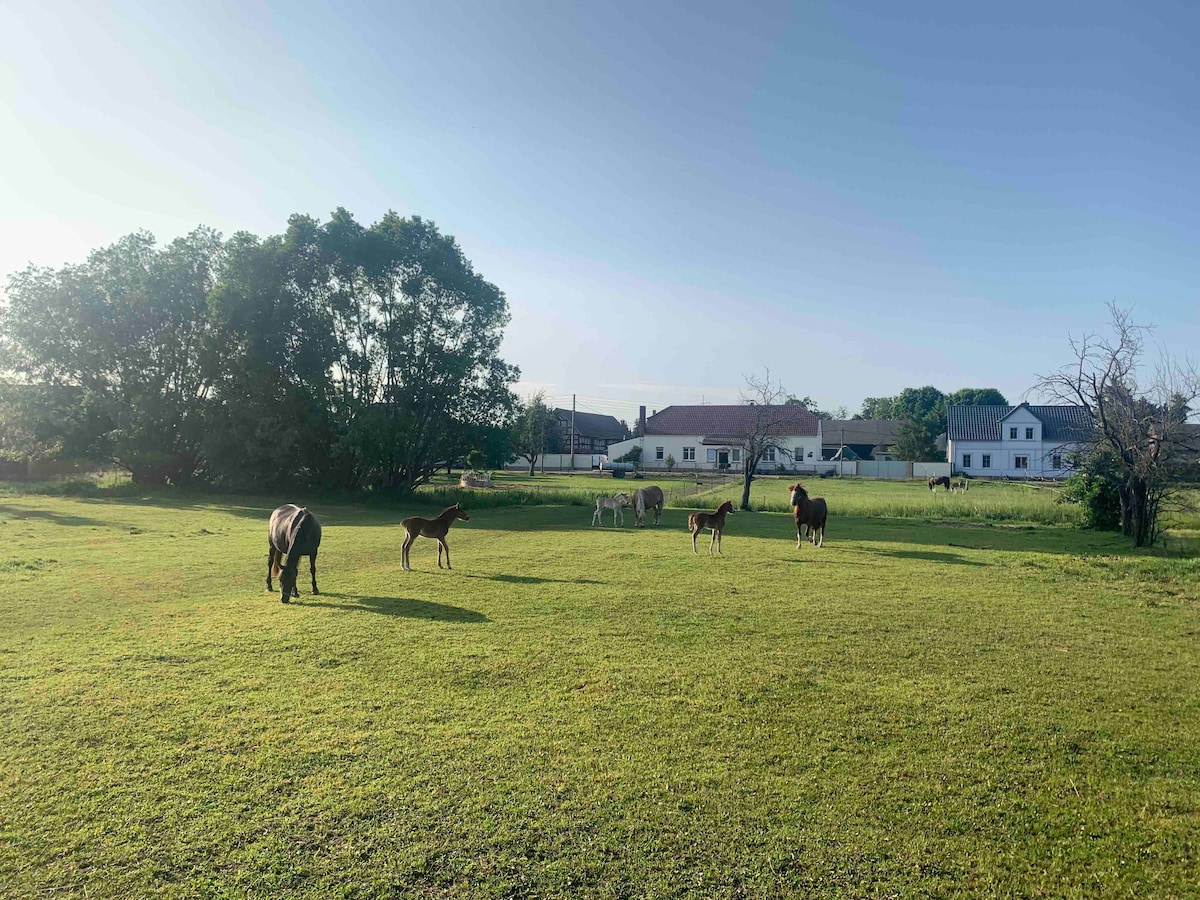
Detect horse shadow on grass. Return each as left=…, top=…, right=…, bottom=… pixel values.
left=460, top=573, right=605, bottom=586
left=864, top=548, right=988, bottom=567
left=296, top=592, right=488, bottom=622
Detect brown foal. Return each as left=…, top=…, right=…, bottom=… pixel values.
left=688, top=500, right=735, bottom=555
left=401, top=503, right=470, bottom=571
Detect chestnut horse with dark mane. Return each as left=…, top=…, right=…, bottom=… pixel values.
left=788, top=483, right=827, bottom=548
left=401, top=503, right=470, bottom=570
left=688, top=500, right=735, bottom=555
left=928, top=475, right=951, bottom=491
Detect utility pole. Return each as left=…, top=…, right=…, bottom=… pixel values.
left=571, top=394, right=576, bottom=472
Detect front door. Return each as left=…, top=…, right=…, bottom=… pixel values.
left=718, top=450, right=729, bottom=469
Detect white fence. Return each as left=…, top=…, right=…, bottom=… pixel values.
left=503, top=456, right=952, bottom=480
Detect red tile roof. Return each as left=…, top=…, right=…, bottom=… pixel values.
left=644, top=405, right=820, bottom=437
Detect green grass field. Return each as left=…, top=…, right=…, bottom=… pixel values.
left=2, top=490, right=1199, bottom=897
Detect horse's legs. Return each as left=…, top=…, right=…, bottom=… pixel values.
left=267, top=545, right=277, bottom=591
left=817, top=525, right=824, bottom=548
left=439, top=537, right=452, bottom=570
left=592, top=504, right=601, bottom=526
left=691, top=526, right=699, bottom=554
left=709, top=528, right=717, bottom=555
left=402, top=532, right=414, bottom=571
left=796, top=520, right=804, bottom=550
left=310, top=549, right=319, bottom=595
left=614, top=506, right=622, bottom=527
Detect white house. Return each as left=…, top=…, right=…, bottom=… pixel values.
left=606, top=404, right=823, bottom=472
left=946, top=403, right=1091, bottom=478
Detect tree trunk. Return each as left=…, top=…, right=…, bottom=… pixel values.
left=527, top=455, right=536, bottom=476
left=1127, top=477, right=1152, bottom=547
left=740, top=461, right=753, bottom=511
left=1118, top=483, right=1132, bottom=536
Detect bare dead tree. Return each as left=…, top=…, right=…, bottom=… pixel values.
left=735, top=368, right=792, bottom=510
left=1035, top=304, right=1199, bottom=546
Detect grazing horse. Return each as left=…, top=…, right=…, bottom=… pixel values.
left=633, top=485, right=665, bottom=527
left=592, top=492, right=631, bottom=527
left=401, top=503, right=470, bottom=571
left=951, top=478, right=969, bottom=493
left=267, top=504, right=322, bottom=603
left=688, top=500, right=735, bottom=555
left=788, top=483, right=827, bottom=549
left=928, top=475, right=951, bottom=491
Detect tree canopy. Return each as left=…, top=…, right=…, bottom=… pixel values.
left=0, top=210, right=518, bottom=491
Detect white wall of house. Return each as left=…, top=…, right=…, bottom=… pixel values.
left=948, top=436, right=1076, bottom=478
left=606, top=435, right=821, bottom=472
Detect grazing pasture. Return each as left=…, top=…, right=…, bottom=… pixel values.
left=2, top=492, right=1199, bottom=897
left=677, top=476, right=1091, bottom=525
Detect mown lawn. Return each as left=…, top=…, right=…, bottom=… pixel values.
left=2, top=493, right=1199, bottom=898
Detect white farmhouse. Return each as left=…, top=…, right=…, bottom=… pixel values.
left=606, top=405, right=823, bottom=473
left=946, top=403, right=1091, bottom=478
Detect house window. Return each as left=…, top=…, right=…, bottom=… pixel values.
left=682, top=447, right=695, bottom=461
left=706, top=449, right=716, bottom=463
left=1052, top=454, right=1062, bottom=469
left=982, top=454, right=991, bottom=468
left=1009, top=427, right=1018, bottom=439
left=762, top=447, right=776, bottom=463
left=655, top=447, right=664, bottom=460
left=732, top=449, right=740, bottom=463
left=1015, top=455, right=1028, bottom=469
left=1025, top=427, right=1034, bottom=440
left=962, top=453, right=972, bottom=468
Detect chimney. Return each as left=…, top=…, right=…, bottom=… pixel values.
left=638, top=405, right=647, bottom=436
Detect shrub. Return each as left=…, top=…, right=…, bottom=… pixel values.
left=1058, top=453, right=1122, bottom=530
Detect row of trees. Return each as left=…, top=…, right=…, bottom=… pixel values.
left=0, top=210, right=519, bottom=491
left=860, top=386, right=1009, bottom=461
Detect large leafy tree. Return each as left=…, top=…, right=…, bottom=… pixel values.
left=510, top=391, right=558, bottom=476
left=1, top=210, right=518, bottom=493
left=1, top=228, right=222, bottom=482
left=946, top=387, right=1008, bottom=407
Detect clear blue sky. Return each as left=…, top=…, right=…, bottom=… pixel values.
left=3, top=0, right=1197, bottom=424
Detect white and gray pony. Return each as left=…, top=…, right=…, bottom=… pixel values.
left=592, top=492, right=632, bottom=526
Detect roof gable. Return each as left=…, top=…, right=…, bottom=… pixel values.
left=948, top=404, right=1092, bottom=442
left=553, top=409, right=626, bottom=439
left=645, top=404, right=820, bottom=438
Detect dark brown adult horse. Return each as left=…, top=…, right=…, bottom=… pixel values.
left=928, top=475, right=951, bottom=491
left=633, top=485, right=665, bottom=527
left=788, top=483, right=827, bottom=548
left=401, top=503, right=470, bottom=570
left=267, top=504, right=322, bottom=603
left=688, top=500, right=735, bottom=555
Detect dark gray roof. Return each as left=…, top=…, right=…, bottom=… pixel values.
left=645, top=404, right=820, bottom=437
left=822, top=419, right=902, bottom=447
left=947, top=404, right=1092, bottom=442
left=553, top=409, right=626, bottom=440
